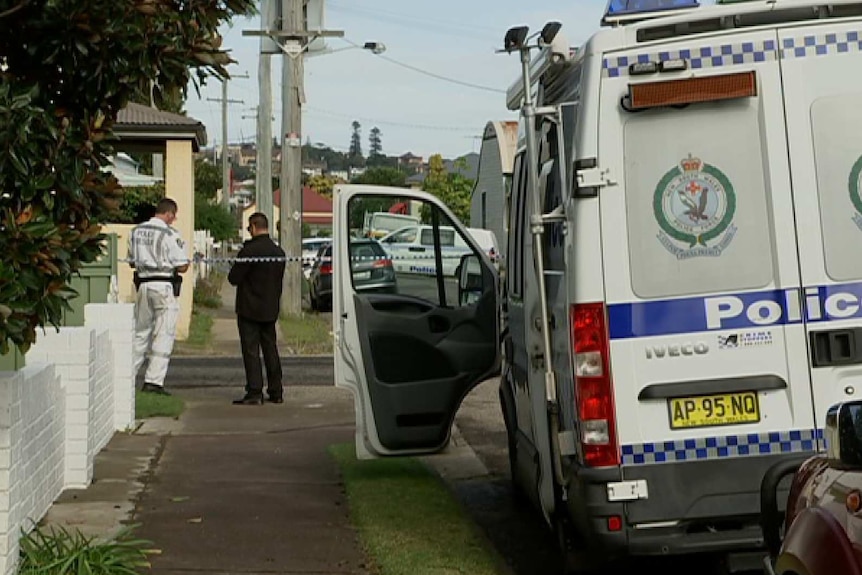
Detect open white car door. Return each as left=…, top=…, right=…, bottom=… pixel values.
left=333, top=184, right=501, bottom=459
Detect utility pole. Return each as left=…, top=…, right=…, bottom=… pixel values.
left=243, top=1, right=343, bottom=317
left=243, top=105, right=276, bottom=221
left=258, top=51, right=275, bottom=232
left=207, top=73, right=248, bottom=211
left=280, top=0, right=304, bottom=317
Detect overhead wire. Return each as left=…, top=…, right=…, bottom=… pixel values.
left=327, top=1, right=499, bottom=43
left=340, top=38, right=505, bottom=94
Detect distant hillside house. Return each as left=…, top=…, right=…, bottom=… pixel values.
left=405, top=152, right=481, bottom=190
left=398, top=152, right=425, bottom=174
left=444, top=152, right=480, bottom=182
left=470, top=121, right=518, bottom=243
left=106, top=153, right=162, bottom=187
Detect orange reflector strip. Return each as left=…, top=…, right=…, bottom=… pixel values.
left=628, top=71, right=757, bottom=110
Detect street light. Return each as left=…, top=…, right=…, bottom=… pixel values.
left=300, top=41, right=387, bottom=59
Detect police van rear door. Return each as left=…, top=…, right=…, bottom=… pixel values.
left=777, top=14, right=862, bottom=429
left=598, top=26, right=816, bottom=521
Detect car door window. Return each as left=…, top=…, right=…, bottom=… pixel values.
left=347, top=195, right=484, bottom=308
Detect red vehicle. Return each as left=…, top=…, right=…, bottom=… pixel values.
left=762, top=401, right=862, bottom=575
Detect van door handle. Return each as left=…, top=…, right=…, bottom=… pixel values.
left=810, top=328, right=862, bottom=367
left=409, top=246, right=426, bottom=252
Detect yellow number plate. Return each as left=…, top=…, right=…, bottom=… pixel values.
left=668, top=392, right=760, bottom=430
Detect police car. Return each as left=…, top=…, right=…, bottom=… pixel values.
left=378, top=224, right=477, bottom=277
left=332, top=0, right=862, bottom=570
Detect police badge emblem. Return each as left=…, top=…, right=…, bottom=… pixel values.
left=848, top=154, right=862, bottom=231
left=654, top=154, right=737, bottom=260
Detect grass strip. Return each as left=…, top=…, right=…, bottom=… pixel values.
left=135, top=390, right=184, bottom=419
left=329, top=443, right=502, bottom=575
left=184, top=311, right=214, bottom=348
left=279, top=313, right=332, bottom=355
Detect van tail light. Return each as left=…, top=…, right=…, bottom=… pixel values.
left=319, top=261, right=332, bottom=275
left=571, top=303, right=619, bottom=468
left=372, top=258, right=392, bottom=269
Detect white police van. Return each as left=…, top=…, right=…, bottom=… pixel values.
left=333, top=0, right=862, bottom=570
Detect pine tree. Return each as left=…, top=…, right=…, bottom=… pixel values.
left=369, top=127, right=383, bottom=157
left=349, top=121, right=363, bottom=158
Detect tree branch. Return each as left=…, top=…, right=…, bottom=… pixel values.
left=0, top=0, right=29, bottom=20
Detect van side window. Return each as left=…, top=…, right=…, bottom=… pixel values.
left=420, top=228, right=455, bottom=247
left=624, top=103, right=775, bottom=298
left=811, top=94, right=862, bottom=281
left=509, top=152, right=527, bottom=298
left=540, top=120, right=565, bottom=272
left=391, top=228, right=417, bottom=243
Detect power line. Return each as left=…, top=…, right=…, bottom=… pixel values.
left=340, top=38, right=505, bottom=94
left=327, top=1, right=499, bottom=43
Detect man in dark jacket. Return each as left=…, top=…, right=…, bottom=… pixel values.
left=228, top=212, right=287, bottom=405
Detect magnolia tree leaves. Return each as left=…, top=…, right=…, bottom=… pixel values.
left=0, top=0, right=256, bottom=353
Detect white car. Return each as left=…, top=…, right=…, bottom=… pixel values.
left=464, top=228, right=500, bottom=269
left=378, top=224, right=474, bottom=277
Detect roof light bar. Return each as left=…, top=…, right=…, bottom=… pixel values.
left=603, top=0, right=700, bottom=26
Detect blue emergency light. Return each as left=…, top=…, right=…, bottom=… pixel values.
left=605, top=0, right=700, bottom=18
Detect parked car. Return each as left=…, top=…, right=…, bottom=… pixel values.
left=361, top=211, right=420, bottom=240
left=762, top=400, right=862, bottom=575
left=378, top=224, right=497, bottom=278
left=464, top=227, right=501, bottom=270
left=302, top=238, right=331, bottom=279
left=308, top=239, right=396, bottom=311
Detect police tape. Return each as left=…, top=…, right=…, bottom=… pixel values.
left=119, top=252, right=496, bottom=265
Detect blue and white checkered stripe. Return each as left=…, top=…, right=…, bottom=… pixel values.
left=621, top=428, right=823, bottom=465
left=781, top=30, right=862, bottom=59
left=602, top=40, right=778, bottom=78
left=603, top=29, right=862, bottom=78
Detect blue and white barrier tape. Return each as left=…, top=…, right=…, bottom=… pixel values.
left=121, top=253, right=484, bottom=264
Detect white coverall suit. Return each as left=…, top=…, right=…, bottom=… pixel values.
left=128, top=217, right=190, bottom=387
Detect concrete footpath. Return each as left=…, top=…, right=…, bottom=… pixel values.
left=38, top=278, right=491, bottom=575
left=42, top=384, right=489, bottom=575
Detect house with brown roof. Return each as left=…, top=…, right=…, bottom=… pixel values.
left=102, top=102, right=207, bottom=340
left=241, top=187, right=333, bottom=241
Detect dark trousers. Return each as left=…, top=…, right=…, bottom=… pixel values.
left=238, top=317, right=283, bottom=398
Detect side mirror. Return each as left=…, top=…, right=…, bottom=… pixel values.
left=826, top=400, right=862, bottom=469
left=457, top=253, right=484, bottom=306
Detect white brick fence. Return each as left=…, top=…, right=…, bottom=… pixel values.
left=0, top=303, right=136, bottom=574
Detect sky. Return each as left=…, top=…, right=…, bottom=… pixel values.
left=183, top=0, right=611, bottom=160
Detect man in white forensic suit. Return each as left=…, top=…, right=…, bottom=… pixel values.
left=128, top=198, right=190, bottom=395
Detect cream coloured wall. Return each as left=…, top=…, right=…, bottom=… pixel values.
left=165, top=140, right=194, bottom=340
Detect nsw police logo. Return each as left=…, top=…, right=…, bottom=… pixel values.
left=654, top=154, right=737, bottom=260
left=849, top=154, right=862, bottom=231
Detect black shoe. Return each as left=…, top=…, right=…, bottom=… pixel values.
left=233, top=395, right=264, bottom=405
left=266, top=395, right=284, bottom=404
left=141, top=383, right=171, bottom=396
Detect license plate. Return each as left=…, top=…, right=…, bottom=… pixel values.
left=668, top=392, right=760, bottom=430
left=353, top=270, right=371, bottom=281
